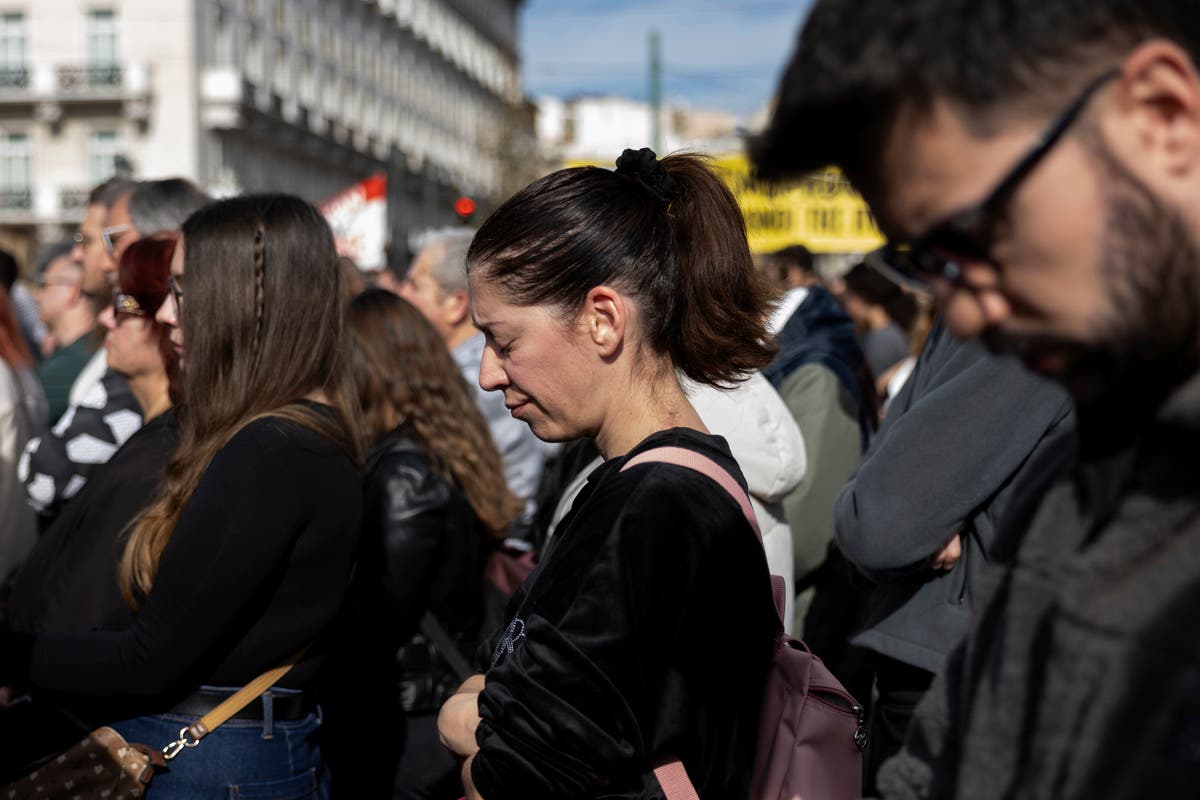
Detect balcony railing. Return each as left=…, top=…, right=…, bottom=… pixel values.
left=0, top=188, right=33, bottom=210
left=0, top=67, right=29, bottom=89
left=60, top=186, right=91, bottom=211
left=57, top=64, right=123, bottom=93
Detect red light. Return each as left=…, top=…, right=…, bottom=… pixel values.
left=454, top=196, right=476, bottom=218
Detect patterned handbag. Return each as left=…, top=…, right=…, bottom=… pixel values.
left=2, top=657, right=302, bottom=799
left=3, top=726, right=160, bottom=799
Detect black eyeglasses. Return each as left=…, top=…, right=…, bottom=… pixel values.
left=168, top=274, right=183, bottom=310
left=888, top=68, right=1121, bottom=283
left=113, top=292, right=145, bottom=317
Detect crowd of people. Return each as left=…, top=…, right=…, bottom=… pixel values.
left=0, top=0, right=1197, bottom=797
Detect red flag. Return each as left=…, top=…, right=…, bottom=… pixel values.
left=319, top=173, right=387, bottom=270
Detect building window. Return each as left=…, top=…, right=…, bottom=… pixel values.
left=321, top=23, right=333, bottom=61
left=213, top=6, right=234, bottom=65
left=89, top=131, right=122, bottom=183
left=298, top=8, right=312, bottom=51
left=0, top=13, right=27, bottom=88
left=86, top=9, right=120, bottom=86
left=0, top=132, right=31, bottom=209
left=245, top=20, right=263, bottom=82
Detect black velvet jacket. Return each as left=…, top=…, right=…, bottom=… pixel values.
left=472, top=428, right=777, bottom=800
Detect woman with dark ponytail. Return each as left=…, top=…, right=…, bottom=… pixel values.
left=437, top=150, right=780, bottom=798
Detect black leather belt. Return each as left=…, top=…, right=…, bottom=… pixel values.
left=170, top=687, right=318, bottom=722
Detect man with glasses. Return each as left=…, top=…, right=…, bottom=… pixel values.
left=755, top=1, right=1200, bottom=797
left=100, top=184, right=139, bottom=267
left=71, top=177, right=133, bottom=297
left=103, top=178, right=208, bottom=270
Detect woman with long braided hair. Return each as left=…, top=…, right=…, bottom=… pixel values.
left=0, top=194, right=366, bottom=797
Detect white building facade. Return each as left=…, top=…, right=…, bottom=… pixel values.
left=0, top=0, right=527, bottom=266
left=536, top=94, right=740, bottom=167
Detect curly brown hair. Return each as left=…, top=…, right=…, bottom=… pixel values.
left=349, top=289, right=520, bottom=537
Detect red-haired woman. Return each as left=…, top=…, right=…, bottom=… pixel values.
left=8, top=235, right=180, bottom=636
left=0, top=282, right=45, bottom=586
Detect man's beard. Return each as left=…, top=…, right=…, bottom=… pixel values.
left=982, top=138, right=1200, bottom=405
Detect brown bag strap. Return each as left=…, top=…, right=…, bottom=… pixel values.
left=161, top=647, right=308, bottom=760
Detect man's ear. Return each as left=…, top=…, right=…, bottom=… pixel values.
left=1107, top=40, right=1200, bottom=184
left=443, top=289, right=471, bottom=327
left=581, top=285, right=626, bottom=358
left=68, top=272, right=87, bottom=307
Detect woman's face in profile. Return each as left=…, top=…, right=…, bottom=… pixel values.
left=100, top=299, right=164, bottom=380
left=157, top=239, right=185, bottom=362
left=468, top=276, right=601, bottom=443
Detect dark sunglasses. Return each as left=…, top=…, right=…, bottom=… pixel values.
left=888, top=68, right=1120, bottom=283
left=113, top=292, right=145, bottom=317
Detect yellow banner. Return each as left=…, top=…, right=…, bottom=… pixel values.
left=565, top=154, right=883, bottom=255
left=712, top=154, right=883, bottom=254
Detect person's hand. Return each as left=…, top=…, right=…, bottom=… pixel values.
left=930, top=533, right=963, bottom=571
left=457, top=673, right=485, bottom=694
left=0, top=686, right=14, bottom=707
left=438, top=674, right=485, bottom=758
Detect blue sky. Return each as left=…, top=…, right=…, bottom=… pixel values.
left=518, top=1, right=815, bottom=121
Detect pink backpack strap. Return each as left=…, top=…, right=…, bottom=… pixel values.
left=653, top=760, right=700, bottom=800
left=621, top=446, right=761, bottom=538
left=625, top=446, right=764, bottom=800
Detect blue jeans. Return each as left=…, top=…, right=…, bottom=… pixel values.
left=110, top=688, right=329, bottom=799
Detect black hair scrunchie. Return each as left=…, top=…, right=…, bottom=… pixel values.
left=614, top=147, right=678, bottom=205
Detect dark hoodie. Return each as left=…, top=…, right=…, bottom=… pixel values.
left=765, top=286, right=871, bottom=446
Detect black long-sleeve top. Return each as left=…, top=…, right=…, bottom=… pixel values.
left=472, top=428, right=777, bottom=800
left=8, top=409, right=180, bottom=635
left=0, top=408, right=362, bottom=701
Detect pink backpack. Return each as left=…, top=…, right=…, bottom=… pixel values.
left=622, top=447, right=866, bottom=800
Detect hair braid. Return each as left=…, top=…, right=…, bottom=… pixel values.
left=252, top=225, right=266, bottom=355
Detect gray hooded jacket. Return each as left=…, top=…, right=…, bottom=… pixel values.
left=834, top=322, right=1076, bottom=672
